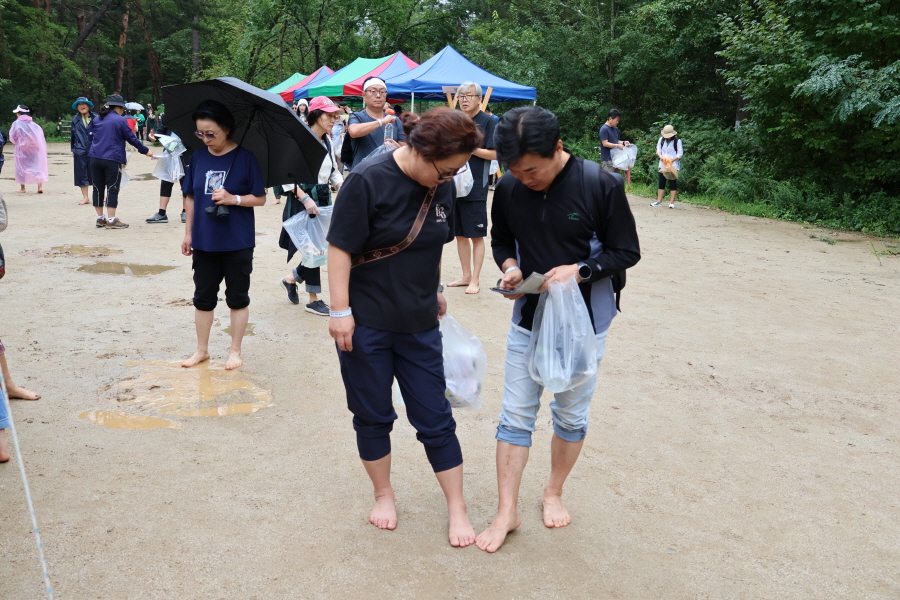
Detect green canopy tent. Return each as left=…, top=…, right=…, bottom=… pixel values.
left=307, top=52, right=418, bottom=98
left=266, top=73, right=306, bottom=94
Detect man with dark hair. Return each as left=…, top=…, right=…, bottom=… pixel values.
left=599, top=108, right=631, bottom=174
left=347, top=77, right=405, bottom=168
left=476, top=105, right=640, bottom=553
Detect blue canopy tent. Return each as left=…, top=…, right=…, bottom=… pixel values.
left=292, top=66, right=340, bottom=101
left=384, top=46, right=536, bottom=109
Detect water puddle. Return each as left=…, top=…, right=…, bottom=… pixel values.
left=128, top=173, right=154, bottom=181
left=77, top=262, right=176, bottom=276
left=81, top=361, right=274, bottom=430
left=24, top=245, right=123, bottom=258
left=222, top=323, right=255, bottom=336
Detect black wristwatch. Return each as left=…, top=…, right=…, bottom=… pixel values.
left=577, top=261, right=592, bottom=282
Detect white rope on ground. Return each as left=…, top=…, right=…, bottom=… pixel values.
left=1, top=374, right=54, bottom=600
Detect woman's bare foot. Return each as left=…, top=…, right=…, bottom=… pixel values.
left=181, top=350, right=210, bottom=368
left=273, top=199, right=281, bottom=205
left=0, top=429, right=9, bottom=462
left=78, top=200, right=89, bottom=205
left=447, top=278, right=470, bottom=288
left=370, top=491, right=397, bottom=530
left=465, top=281, right=480, bottom=294
left=542, top=493, right=572, bottom=528
left=476, top=510, right=521, bottom=553
left=16, top=187, right=25, bottom=193
left=224, top=351, right=243, bottom=370
left=448, top=504, right=476, bottom=547
left=7, top=385, right=39, bottom=400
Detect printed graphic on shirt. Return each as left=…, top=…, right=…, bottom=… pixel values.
left=435, top=204, right=447, bottom=223
left=568, top=212, right=581, bottom=221
left=204, top=170, right=226, bottom=194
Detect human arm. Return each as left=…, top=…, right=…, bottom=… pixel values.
left=121, top=119, right=152, bottom=157
left=182, top=195, right=194, bottom=256
left=472, top=148, right=496, bottom=160
left=581, top=174, right=641, bottom=281
left=348, top=113, right=397, bottom=138
left=327, top=245, right=355, bottom=351
left=212, top=189, right=267, bottom=207
left=490, top=185, right=525, bottom=298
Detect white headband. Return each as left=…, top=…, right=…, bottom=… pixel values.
left=363, top=78, right=387, bottom=92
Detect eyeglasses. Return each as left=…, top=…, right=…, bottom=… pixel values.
left=457, top=95, right=481, bottom=101
left=194, top=129, right=221, bottom=140
left=365, top=89, right=387, bottom=96
left=433, top=161, right=468, bottom=181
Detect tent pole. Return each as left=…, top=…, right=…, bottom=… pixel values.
left=411, top=91, right=415, bottom=114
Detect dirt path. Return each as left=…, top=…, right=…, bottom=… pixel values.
left=1, top=144, right=898, bottom=599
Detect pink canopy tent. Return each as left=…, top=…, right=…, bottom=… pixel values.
left=279, top=66, right=334, bottom=103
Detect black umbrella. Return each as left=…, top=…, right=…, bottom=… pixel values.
left=161, top=77, right=326, bottom=197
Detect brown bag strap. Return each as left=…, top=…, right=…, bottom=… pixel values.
left=351, top=187, right=436, bottom=268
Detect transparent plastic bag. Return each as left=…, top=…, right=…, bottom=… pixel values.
left=152, top=133, right=186, bottom=183
left=611, top=145, right=637, bottom=169
left=454, top=163, right=473, bottom=197
left=281, top=205, right=334, bottom=268
left=525, top=277, right=598, bottom=393
left=363, top=143, right=396, bottom=163
left=440, top=314, right=487, bottom=409
left=489, top=159, right=500, bottom=175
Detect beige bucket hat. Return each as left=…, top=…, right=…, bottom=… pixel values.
left=661, top=124, right=677, bottom=138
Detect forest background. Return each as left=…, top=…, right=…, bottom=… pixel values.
left=1, top=0, right=898, bottom=233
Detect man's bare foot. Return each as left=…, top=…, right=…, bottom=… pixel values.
left=447, top=278, right=470, bottom=288
left=273, top=199, right=281, bottom=204
left=476, top=511, right=521, bottom=553
left=0, top=430, right=9, bottom=462
left=181, top=351, right=210, bottom=368
left=370, top=492, right=397, bottom=530
left=78, top=200, right=89, bottom=205
left=448, top=505, right=476, bottom=547
left=465, top=282, right=480, bottom=294
left=7, top=385, right=39, bottom=401
left=542, top=493, right=572, bottom=528
left=224, top=351, right=243, bottom=370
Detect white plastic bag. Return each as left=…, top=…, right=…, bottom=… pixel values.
left=281, top=205, right=334, bottom=269
left=453, top=163, right=474, bottom=197
left=391, top=315, right=487, bottom=410
left=440, top=314, right=487, bottom=409
left=525, top=277, right=598, bottom=393
left=489, top=159, right=500, bottom=175
left=152, top=133, right=187, bottom=183
left=611, top=145, right=638, bottom=169
left=119, top=168, right=131, bottom=188
left=363, top=143, right=396, bottom=163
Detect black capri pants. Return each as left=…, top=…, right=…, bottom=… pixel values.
left=658, top=171, right=678, bottom=191
left=191, top=247, right=254, bottom=311
left=91, top=158, right=122, bottom=208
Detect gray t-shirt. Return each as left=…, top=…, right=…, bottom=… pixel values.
left=348, top=110, right=406, bottom=168
left=599, top=123, right=619, bottom=162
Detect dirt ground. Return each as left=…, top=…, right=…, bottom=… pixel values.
left=1, top=143, right=898, bottom=599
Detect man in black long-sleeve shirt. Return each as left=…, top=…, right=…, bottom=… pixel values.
left=476, top=106, right=640, bottom=553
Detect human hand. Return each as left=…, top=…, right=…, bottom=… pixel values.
left=382, top=114, right=397, bottom=125
left=329, top=314, right=355, bottom=352
left=384, top=138, right=400, bottom=149
left=211, top=189, right=235, bottom=205
left=302, top=197, right=320, bottom=215
left=539, top=264, right=581, bottom=292
left=437, top=292, right=447, bottom=318
left=623, top=141, right=631, bottom=147
left=499, top=268, right=525, bottom=300
left=181, top=235, right=193, bottom=256
left=148, top=132, right=156, bottom=141
left=145, top=150, right=154, bottom=159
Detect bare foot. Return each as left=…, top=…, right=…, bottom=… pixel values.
left=78, top=200, right=89, bottom=205
left=7, top=386, right=40, bottom=400
left=0, top=429, right=9, bottom=462
left=448, top=505, right=476, bottom=547
left=181, top=351, right=210, bottom=368
left=447, top=278, right=470, bottom=288
left=273, top=199, right=281, bottom=205
left=476, top=511, right=521, bottom=553
left=370, top=492, right=397, bottom=530
left=224, top=351, right=243, bottom=370
left=542, top=493, right=572, bottom=528
left=465, top=282, right=480, bottom=295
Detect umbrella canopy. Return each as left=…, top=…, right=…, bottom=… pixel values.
left=307, top=52, right=418, bottom=98
left=384, top=46, right=536, bottom=102
left=161, top=77, right=327, bottom=187
left=125, top=102, right=144, bottom=110
left=267, top=72, right=306, bottom=94
left=281, top=66, right=334, bottom=102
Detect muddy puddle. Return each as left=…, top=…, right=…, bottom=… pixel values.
left=127, top=173, right=154, bottom=181
left=77, top=262, right=176, bottom=276
left=24, top=245, right=123, bottom=258
left=222, top=323, right=255, bottom=337
left=80, top=360, right=274, bottom=430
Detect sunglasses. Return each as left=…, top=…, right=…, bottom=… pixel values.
left=433, top=162, right=468, bottom=181
left=195, top=129, right=221, bottom=140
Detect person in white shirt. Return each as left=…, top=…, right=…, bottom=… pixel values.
left=651, top=125, right=683, bottom=209
left=279, top=96, right=344, bottom=315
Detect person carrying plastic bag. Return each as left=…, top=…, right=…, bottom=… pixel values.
left=651, top=125, right=683, bottom=209
left=151, top=132, right=187, bottom=183
left=477, top=106, right=640, bottom=553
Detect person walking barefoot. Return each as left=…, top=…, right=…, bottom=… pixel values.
left=0, top=337, right=40, bottom=463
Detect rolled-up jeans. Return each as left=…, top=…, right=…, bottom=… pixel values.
left=496, top=324, right=608, bottom=447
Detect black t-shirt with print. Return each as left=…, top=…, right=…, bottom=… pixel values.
left=459, top=110, right=496, bottom=202
left=328, top=151, right=456, bottom=334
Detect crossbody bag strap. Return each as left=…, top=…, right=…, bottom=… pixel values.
left=351, top=187, right=437, bottom=268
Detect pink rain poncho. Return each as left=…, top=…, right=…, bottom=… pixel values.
left=9, top=115, right=49, bottom=184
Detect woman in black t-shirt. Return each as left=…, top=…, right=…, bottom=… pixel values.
left=327, top=107, right=483, bottom=547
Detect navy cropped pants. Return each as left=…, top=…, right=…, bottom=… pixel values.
left=337, top=324, right=463, bottom=473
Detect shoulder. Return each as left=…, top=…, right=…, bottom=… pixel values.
left=348, top=111, right=367, bottom=124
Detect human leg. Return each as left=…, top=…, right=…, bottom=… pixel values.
left=467, top=236, right=485, bottom=295
left=449, top=237, right=472, bottom=287
left=361, top=454, right=397, bottom=529
left=669, top=177, right=678, bottom=207
left=222, top=248, right=253, bottom=369
left=0, top=353, right=40, bottom=401
left=148, top=180, right=174, bottom=223
left=90, top=158, right=107, bottom=219
left=104, top=163, right=121, bottom=220
left=183, top=250, right=223, bottom=368
left=476, top=441, right=528, bottom=552
left=435, top=465, right=475, bottom=547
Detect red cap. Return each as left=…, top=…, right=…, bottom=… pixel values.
left=308, top=96, right=340, bottom=113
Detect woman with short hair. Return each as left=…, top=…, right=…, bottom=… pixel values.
left=87, top=94, right=153, bottom=229
left=180, top=99, right=267, bottom=371
left=70, top=97, right=98, bottom=205
left=327, top=106, right=483, bottom=547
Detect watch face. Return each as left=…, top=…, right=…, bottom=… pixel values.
left=579, top=264, right=591, bottom=279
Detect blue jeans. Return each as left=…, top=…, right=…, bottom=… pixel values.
left=496, top=324, right=608, bottom=447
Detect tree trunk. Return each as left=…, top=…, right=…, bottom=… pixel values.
left=44, top=0, right=50, bottom=14
left=127, top=54, right=135, bottom=100
left=114, top=8, right=130, bottom=94
left=191, top=15, right=200, bottom=77
left=90, top=49, right=100, bottom=106
left=77, top=9, right=85, bottom=32
left=134, top=0, right=163, bottom=104
left=67, top=0, right=116, bottom=59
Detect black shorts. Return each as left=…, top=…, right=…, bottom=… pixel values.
left=191, top=247, right=254, bottom=311
left=453, top=200, right=488, bottom=239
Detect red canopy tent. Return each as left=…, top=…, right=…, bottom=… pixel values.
left=279, top=66, right=334, bottom=103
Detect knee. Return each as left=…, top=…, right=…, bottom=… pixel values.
left=224, top=292, right=249, bottom=310
left=552, top=421, right=587, bottom=443
left=496, top=423, right=533, bottom=447
left=193, top=297, right=216, bottom=312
